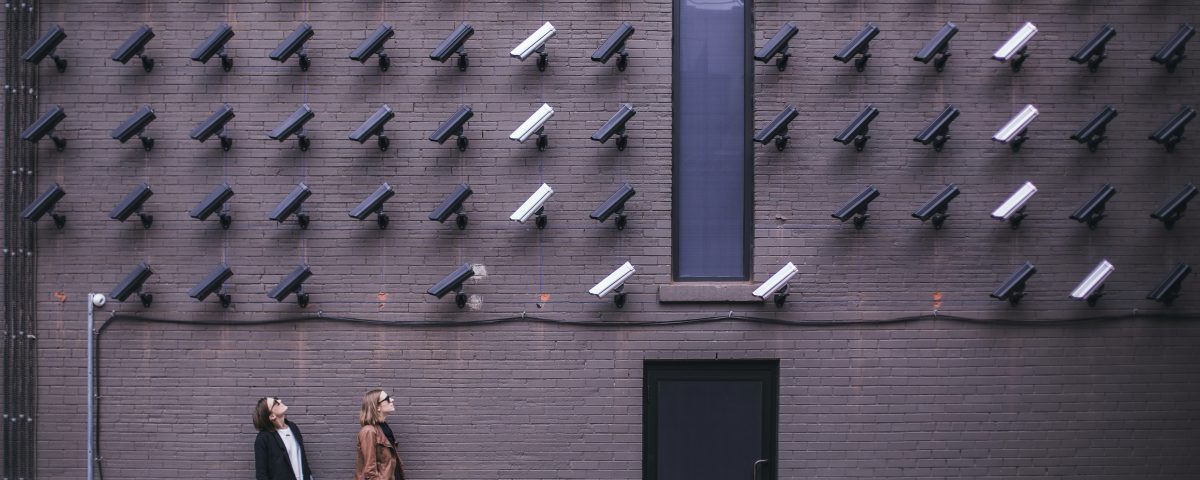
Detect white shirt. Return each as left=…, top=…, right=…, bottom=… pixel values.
left=277, top=426, right=303, bottom=480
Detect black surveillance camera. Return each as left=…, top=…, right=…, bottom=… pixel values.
left=592, top=22, right=635, bottom=71
left=833, top=23, right=880, bottom=72
left=832, top=185, right=880, bottom=229
left=191, top=104, right=235, bottom=151
left=429, top=183, right=473, bottom=230
left=269, top=104, right=315, bottom=151
left=350, top=24, right=394, bottom=71
left=1069, top=24, right=1116, bottom=72
left=991, top=262, right=1036, bottom=305
left=109, top=182, right=154, bottom=229
left=111, top=262, right=154, bottom=307
left=914, top=105, right=960, bottom=151
left=431, top=22, right=474, bottom=71
left=753, top=104, right=799, bottom=151
left=21, top=182, right=67, bottom=229
left=427, top=263, right=474, bottom=308
left=111, top=105, right=156, bottom=151
left=1148, top=106, right=1195, bottom=152
left=192, top=23, right=235, bottom=71
left=913, top=22, right=958, bottom=71
left=912, top=184, right=960, bottom=229
left=590, top=183, right=636, bottom=230
left=189, top=264, right=233, bottom=308
left=1147, top=263, right=1191, bottom=306
left=349, top=105, right=395, bottom=151
left=268, top=264, right=312, bottom=307
left=755, top=22, right=798, bottom=71
left=270, top=23, right=314, bottom=71
left=189, top=182, right=235, bottom=229
left=112, top=25, right=155, bottom=72
left=1150, top=24, right=1195, bottom=73
left=349, top=183, right=395, bottom=229
left=23, top=24, right=68, bottom=72
left=269, top=183, right=312, bottom=229
left=1068, top=184, right=1116, bottom=229
left=1070, top=106, right=1118, bottom=152
left=429, top=105, right=473, bottom=151
left=591, top=103, right=637, bottom=151
left=833, top=104, right=879, bottom=151
left=1150, top=183, right=1197, bottom=230
left=21, top=105, right=67, bottom=151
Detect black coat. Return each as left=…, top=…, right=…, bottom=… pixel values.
left=254, top=419, right=314, bottom=480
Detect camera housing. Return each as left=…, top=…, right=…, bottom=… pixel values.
left=269, top=104, right=315, bottom=151
left=833, top=104, right=879, bottom=151
left=22, top=24, right=68, bottom=72
left=349, top=183, right=395, bottom=229
left=589, top=261, right=635, bottom=308
left=511, top=22, right=556, bottom=70
left=511, top=183, right=554, bottom=229
left=112, top=25, right=155, bottom=72
left=913, top=105, right=960, bottom=151
left=991, top=181, right=1038, bottom=229
left=912, top=184, right=960, bottom=229
left=111, top=105, right=157, bottom=151
left=268, top=264, right=312, bottom=307
left=21, top=105, right=68, bottom=151
left=991, top=262, right=1036, bottom=305
left=1151, top=24, right=1195, bottom=73
left=992, top=104, right=1039, bottom=152
left=590, top=183, right=636, bottom=230
left=1069, top=24, right=1116, bottom=72
left=349, top=105, right=394, bottom=151
left=431, top=22, right=474, bottom=71
left=190, top=104, right=235, bottom=151
left=429, top=184, right=473, bottom=230
left=1068, top=184, right=1116, bottom=229
left=111, top=262, right=155, bottom=307
left=1070, top=106, right=1118, bottom=152
left=21, top=182, right=67, bottom=229
left=350, top=24, right=394, bottom=71
left=913, top=22, right=958, bottom=71
left=109, top=182, right=154, bottom=229
left=753, top=262, right=799, bottom=307
left=1069, top=259, right=1115, bottom=306
left=755, top=22, right=799, bottom=71
left=1148, top=106, right=1195, bottom=152
left=270, top=23, right=314, bottom=70
left=427, top=263, right=475, bottom=308
left=832, top=185, right=880, bottom=229
left=430, top=105, right=474, bottom=151
left=189, top=182, right=235, bottom=229
left=754, top=104, right=799, bottom=151
left=269, top=183, right=312, bottom=229
left=191, top=23, right=235, bottom=71
left=189, top=264, right=233, bottom=308
left=1150, top=183, right=1197, bottom=230
left=1147, top=263, right=1191, bottom=306
left=591, top=104, right=637, bottom=151
left=993, top=22, right=1038, bottom=72
left=592, top=22, right=635, bottom=71
left=833, top=23, right=880, bottom=72
left=510, top=104, right=554, bottom=151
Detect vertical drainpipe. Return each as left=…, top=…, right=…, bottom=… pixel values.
left=86, top=293, right=99, bottom=480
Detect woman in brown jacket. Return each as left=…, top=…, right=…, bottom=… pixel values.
left=355, top=389, right=405, bottom=480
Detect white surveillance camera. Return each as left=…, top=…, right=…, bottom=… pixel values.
left=991, top=181, right=1037, bottom=223
left=993, top=104, right=1039, bottom=144
left=510, top=104, right=554, bottom=143
left=993, top=22, right=1037, bottom=62
left=511, top=183, right=554, bottom=224
left=1069, top=259, right=1115, bottom=305
left=590, top=262, right=635, bottom=298
left=90, top=293, right=107, bottom=307
left=753, top=262, right=798, bottom=304
left=511, top=22, right=556, bottom=61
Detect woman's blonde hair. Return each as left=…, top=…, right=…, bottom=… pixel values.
left=359, top=389, right=387, bottom=426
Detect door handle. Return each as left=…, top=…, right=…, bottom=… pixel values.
left=753, top=459, right=768, bottom=480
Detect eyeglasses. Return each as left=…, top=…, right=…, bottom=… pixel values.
left=270, top=398, right=284, bottom=408
left=377, top=395, right=393, bottom=405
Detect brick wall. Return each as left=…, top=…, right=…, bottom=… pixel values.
left=16, top=0, right=1200, bottom=478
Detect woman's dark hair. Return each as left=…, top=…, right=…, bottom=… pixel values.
left=252, top=397, right=275, bottom=432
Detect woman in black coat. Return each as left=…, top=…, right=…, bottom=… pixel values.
left=253, top=397, right=315, bottom=480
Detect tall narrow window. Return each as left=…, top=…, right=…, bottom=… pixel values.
left=673, top=0, right=752, bottom=280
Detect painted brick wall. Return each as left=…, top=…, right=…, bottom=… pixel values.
left=12, top=0, right=1200, bottom=478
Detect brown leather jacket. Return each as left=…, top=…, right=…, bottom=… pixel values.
left=355, top=425, right=405, bottom=480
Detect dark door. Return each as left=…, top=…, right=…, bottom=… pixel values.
left=644, top=360, right=778, bottom=480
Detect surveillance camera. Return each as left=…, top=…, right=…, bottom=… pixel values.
left=190, top=104, right=235, bottom=151
left=755, top=22, right=798, bottom=71
left=1069, top=24, right=1116, bottom=72
left=269, top=104, right=315, bottom=151
left=22, top=24, right=67, bottom=72
left=1069, top=184, right=1116, bottom=229
left=993, top=22, right=1037, bottom=72
left=111, top=105, right=156, bottom=151
left=1150, top=183, right=1197, bottom=230
left=268, top=264, right=312, bottom=307
left=349, top=105, right=395, bottom=151
left=427, top=263, right=475, bottom=308
left=112, top=25, right=155, bottom=72
left=912, top=184, right=960, bottom=229
left=993, top=104, right=1039, bottom=151
left=430, top=105, right=474, bottom=151
left=591, top=104, right=637, bottom=151
left=991, top=262, right=1036, bottom=305
left=270, top=22, right=314, bottom=70
left=188, top=182, right=235, bottom=229
left=109, top=182, right=154, bottom=229
left=991, top=181, right=1037, bottom=228
left=913, top=105, right=960, bottom=151
left=21, top=182, right=67, bottom=229
left=1151, top=24, right=1195, bottom=73
left=511, top=183, right=554, bottom=228
left=913, top=22, right=958, bottom=71
left=831, top=185, right=880, bottom=229
left=189, top=263, right=233, bottom=308
left=1147, top=263, right=1191, bottom=305
left=590, top=183, right=636, bottom=230
left=1148, top=106, right=1195, bottom=152
left=21, top=105, right=67, bottom=151
left=431, top=22, right=474, bottom=71
left=429, top=183, right=473, bottom=229
left=753, top=262, right=798, bottom=307
left=192, top=23, right=235, bottom=71
left=833, top=104, right=879, bottom=151
left=754, top=104, right=799, bottom=151
left=589, top=261, right=635, bottom=307
left=510, top=103, right=554, bottom=150
left=592, top=22, right=635, bottom=71
left=1069, top=259, right=1115, bottom=305
left=269, top=183, right=312, bottom=228
left=90, top=293, right=107, bottom=307
left=350, top=24, right=394, bottom=71
left=512, top=22, right=556, bottom=70
left=1070, top=106, right=1118, bottom=152
left=110, top=262, right=154, bottom=307
left=833, top=23, right=880, bottom=72
left=349, top=183, right=395, bottom=229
